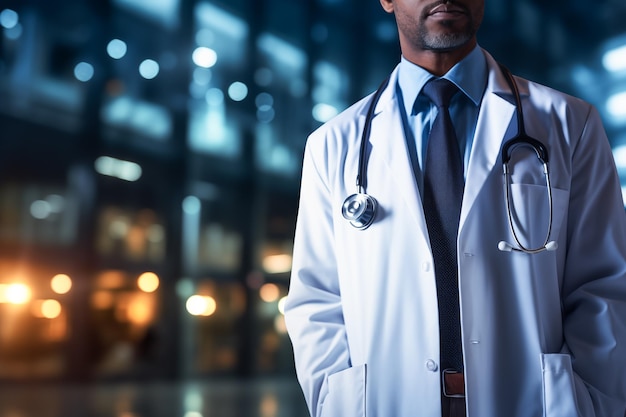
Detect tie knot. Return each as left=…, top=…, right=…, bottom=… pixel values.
left=422, top=78, right=459, bottom=108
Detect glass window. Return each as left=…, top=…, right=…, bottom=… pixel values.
left=254, top=32, right=309, bottom=176
left=95, top=206, right=166, bottom=263
left=90, top=269, right=163, bottom=378
left=101, top=96, right=173, bottom=143
left=254, top=281, right=290, bottom=373
left=180, top=278, right=246, bottom=375
left=187, top=2, right=250, bottom=158
left=112, top=0, right=180, bottom=29
left=0, top=183, right=79, bottom=246
left=182, top=182, right=249, bottom=274
left=0, top=261, right=72, bottom=379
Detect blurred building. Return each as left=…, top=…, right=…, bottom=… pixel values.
left=0, top=0, right=624, bottom=413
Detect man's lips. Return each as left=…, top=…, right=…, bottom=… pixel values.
left=428, top=4, right=467, bottom=17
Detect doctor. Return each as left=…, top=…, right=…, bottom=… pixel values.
left=284, top=0, right=626, bottom=416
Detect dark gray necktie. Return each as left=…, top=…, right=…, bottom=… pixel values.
left=422, top=78, right=464, bottom=372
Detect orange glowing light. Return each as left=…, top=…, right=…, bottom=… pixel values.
left=3, top=283, right=31, bottom=304
left=91, top=291, right=114, bottom=310
left=127, top=296, right=153, bottom=325
left=31, top=299, right=62, bottom=319
left=262, top=253, right=292, bottom=274
left=0, top=284, right=7, bottom=303
left=96, top=270, right=126, bottom=289
left=259, top=283, right=280, bottom=303
left=137, top=272, right=159, bottom=293
left=274, top=315, right=287, bottom=334
left=186, top=295, right=217, bottom=316
left=41, top=299, right=62, bottom=319
left=259, top=394, right=279, bottom=417
left=51, top=274, right=72, bottom=294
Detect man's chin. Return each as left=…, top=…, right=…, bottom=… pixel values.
left=422, top=33, right=472, bottom=51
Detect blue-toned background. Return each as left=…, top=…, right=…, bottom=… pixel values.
left=0, top=0, right=624, bottom=416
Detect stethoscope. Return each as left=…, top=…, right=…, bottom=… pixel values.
left=341, top=64, right=557, bottom=254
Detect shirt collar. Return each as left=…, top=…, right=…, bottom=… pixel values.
left=397, top=45, right=487, bottom=115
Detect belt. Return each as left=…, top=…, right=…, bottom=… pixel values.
left=442, top=370, right=465, bottom=398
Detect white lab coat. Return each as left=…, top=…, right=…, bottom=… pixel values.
left=284, top=49, right=626, bottom=417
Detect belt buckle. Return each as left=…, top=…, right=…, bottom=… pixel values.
left=442, top=369, right=465, bottom=398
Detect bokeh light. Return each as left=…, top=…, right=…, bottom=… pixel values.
left=186, top=295, right=217, bottom=316
left=228, top=82, right=248, bottom=102
left=107, top=38, right=128, bottom=59
left=139, top=59, right=160, bottom=79
left=259, top=283, right=280, bottom=303
left=51, top=274, right=72, bottom=294
left=74, top=62, right=95, bottom=82
left=137, top=272, right=160, bottom=293
left=192, top=46, right=217, bottom=68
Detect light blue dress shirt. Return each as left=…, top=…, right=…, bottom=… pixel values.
left=396, top=45, right=488, bottom=193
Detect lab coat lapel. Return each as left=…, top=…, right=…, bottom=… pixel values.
left=364, top=58, right=525, bottom=241
left=368, top=69, right=430, bottom=237
left=460, top=54, right=521, bottom=229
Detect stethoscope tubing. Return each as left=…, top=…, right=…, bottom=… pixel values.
left=502, top=156, right=554, bottom=253
left=341, top=77, right=390, bottom=230
left=344, top=64, right=556, bottom=253
left=356, top=76, right=390, bottom=194
left=499, top=64, right=555, bottom=253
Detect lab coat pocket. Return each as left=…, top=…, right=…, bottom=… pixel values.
left=541, top=353, right=579, bottom=417
left=319, top=363, right=366, bottom=417
left=508, top=184, right=569, bottom=249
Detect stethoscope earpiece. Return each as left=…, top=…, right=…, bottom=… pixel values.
left=342, top=193, right=377, bottom=230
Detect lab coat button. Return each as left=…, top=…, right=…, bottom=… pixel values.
left=422, top=262, right=431, bottom=272
left=426, top=359, right=438, bottom=372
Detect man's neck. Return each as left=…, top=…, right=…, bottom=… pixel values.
left=401, top=39, right=477, bottom=76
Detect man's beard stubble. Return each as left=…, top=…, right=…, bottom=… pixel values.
left=418, top=0, right=477, bottom=52
left=419, top=24, right=473, bottom=52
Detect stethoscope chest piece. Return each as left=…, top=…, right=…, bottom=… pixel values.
left=342, top=193, right=377, bottom=230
